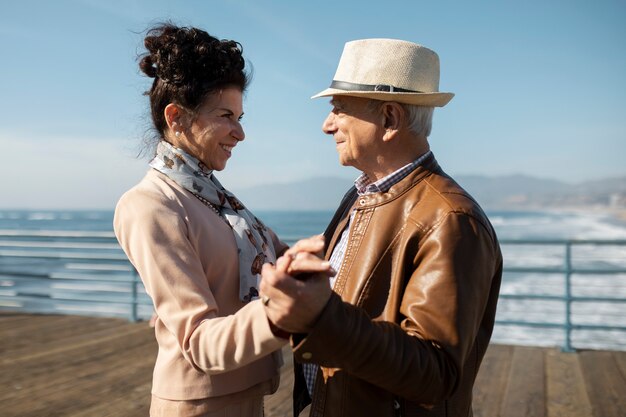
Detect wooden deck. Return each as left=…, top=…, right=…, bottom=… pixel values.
left=1, top=313, right=624, bottom=417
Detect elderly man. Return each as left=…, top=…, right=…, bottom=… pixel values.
left=260, top=39, right=503, bottom=417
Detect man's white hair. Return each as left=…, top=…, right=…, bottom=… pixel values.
left=368, top=100, right=434, bottom=138
left=402, top=104, right=434, bottom=138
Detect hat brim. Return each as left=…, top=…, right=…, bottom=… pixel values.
left=311, top=88, right=454, bottom=107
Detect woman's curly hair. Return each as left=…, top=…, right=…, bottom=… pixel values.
left=139, top=23, right=249, bottom=148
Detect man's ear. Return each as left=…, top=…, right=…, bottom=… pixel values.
left=381, top=102, right=404, bottom=142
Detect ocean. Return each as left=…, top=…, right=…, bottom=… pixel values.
left=2, top=208, right=626, bottom=241
left=1, top=208, right=625, bottom=351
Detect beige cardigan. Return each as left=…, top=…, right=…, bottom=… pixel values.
left=114, top=169, right=288, bottom=401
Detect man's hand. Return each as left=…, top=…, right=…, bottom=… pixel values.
left=284, top=234, right=327, bottom=280
left=260, top=235, right=335, bottom=334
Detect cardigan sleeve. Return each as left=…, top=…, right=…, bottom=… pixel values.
left=114, top=187, right=286, bottom=375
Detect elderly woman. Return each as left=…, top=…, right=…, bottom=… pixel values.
left=114, top=23, right=288, bottom=417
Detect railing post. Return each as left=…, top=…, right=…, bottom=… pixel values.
left=563, top=241, right=574, bottom=352
left=130, top=268, right=139, bottom=322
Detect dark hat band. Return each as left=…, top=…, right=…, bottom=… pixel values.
left=330, top=80, right=421, bottom=93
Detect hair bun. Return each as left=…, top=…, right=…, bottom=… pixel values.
left=139, top=54, right=158, bottom=78
left=139, top=23, right=245, bottom=87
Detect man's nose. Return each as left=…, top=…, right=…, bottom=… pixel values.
left=322, top=112, right=336, bottom=135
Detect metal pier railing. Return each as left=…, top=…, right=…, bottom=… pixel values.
left=0, top=229, right=152, bottom=322
left=1, top=230, right=625, bottom=351
left=497, top=239, right=626, bottom=351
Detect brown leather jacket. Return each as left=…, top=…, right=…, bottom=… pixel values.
left=292, top=154, right=503, bottom=417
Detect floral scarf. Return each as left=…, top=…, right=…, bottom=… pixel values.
left=149, top=141, right=276, bottom=303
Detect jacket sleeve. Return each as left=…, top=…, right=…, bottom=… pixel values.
left=292, top=211, right=500, bottom=404
left=114, top=189, right=286, bottom=375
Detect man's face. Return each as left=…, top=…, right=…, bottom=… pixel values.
left=322, top=96, right=384, bottom=173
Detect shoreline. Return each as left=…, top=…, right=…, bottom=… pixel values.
left=485, top=205, right=626, bottom=227
left=2, top=206, right=626, bottom=229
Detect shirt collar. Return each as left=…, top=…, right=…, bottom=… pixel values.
left=355, top=151, right=432, bottom=195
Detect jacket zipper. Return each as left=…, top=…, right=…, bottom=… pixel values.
left=394, top=399, right=402, bottom=417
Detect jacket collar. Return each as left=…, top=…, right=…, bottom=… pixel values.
left=354, top=152, right=440, bottom=208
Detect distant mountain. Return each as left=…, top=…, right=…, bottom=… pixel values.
left=457, top=174, right=626, bottom=208
left=233, top=174, right=626, bottom=211
left=572, top=176, right=626, bottom=196
left=455, top=174, right=573, bottom=208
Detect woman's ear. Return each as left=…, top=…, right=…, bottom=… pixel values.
left=164, top=103, right=182, bottom=131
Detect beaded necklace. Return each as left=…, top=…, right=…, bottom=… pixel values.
left=192, top=193, right=226, bottom=221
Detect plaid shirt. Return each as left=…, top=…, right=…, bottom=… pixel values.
left=353, top=151, right=432, bottom=195
left=302, top=151, right=432, bottom=398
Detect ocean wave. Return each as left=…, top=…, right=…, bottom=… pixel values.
left=27, top=212, right=57, bottom=221
left=0, top=212, right=22, bottom=220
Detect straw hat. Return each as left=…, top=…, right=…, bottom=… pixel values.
left=312, top=38, right=454, bottom=107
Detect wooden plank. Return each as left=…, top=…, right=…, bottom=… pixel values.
left=500, top=345, right=546, bottom=417
left=0, top=325, right=155, bottom=400
left=473, top=344, right=514, bottom=417
left=0, top=314, right=116, bottom=354
left=66, top=381, right=152, bottom=417
left=1, top=324, right=155, bottom=417
left=613, top=350, right=626, bottom=381
left=545, top=349, right=592, bottom=417
left=0, top=319, right=147, bottom=366
left=579, top=350, right=626, bottom=417
left=265, top=346, right=295, bottom=417
left=6, top=361, right=155, bottom=417
left=0, top=313, right=50, bottom=331
left=4, top=313, right=624, bottom=417
left=0, top=314, right=64, bottom=341
left=0, top=323, right=152, bottom=397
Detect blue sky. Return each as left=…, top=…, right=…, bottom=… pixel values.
left=1, top=0, right=625, bottom=209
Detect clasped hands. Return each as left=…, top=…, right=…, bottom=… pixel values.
left=260, top=235, right=335, bottom=335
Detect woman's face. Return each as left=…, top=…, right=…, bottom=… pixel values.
left=174, top=87, right=245, bottom=171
